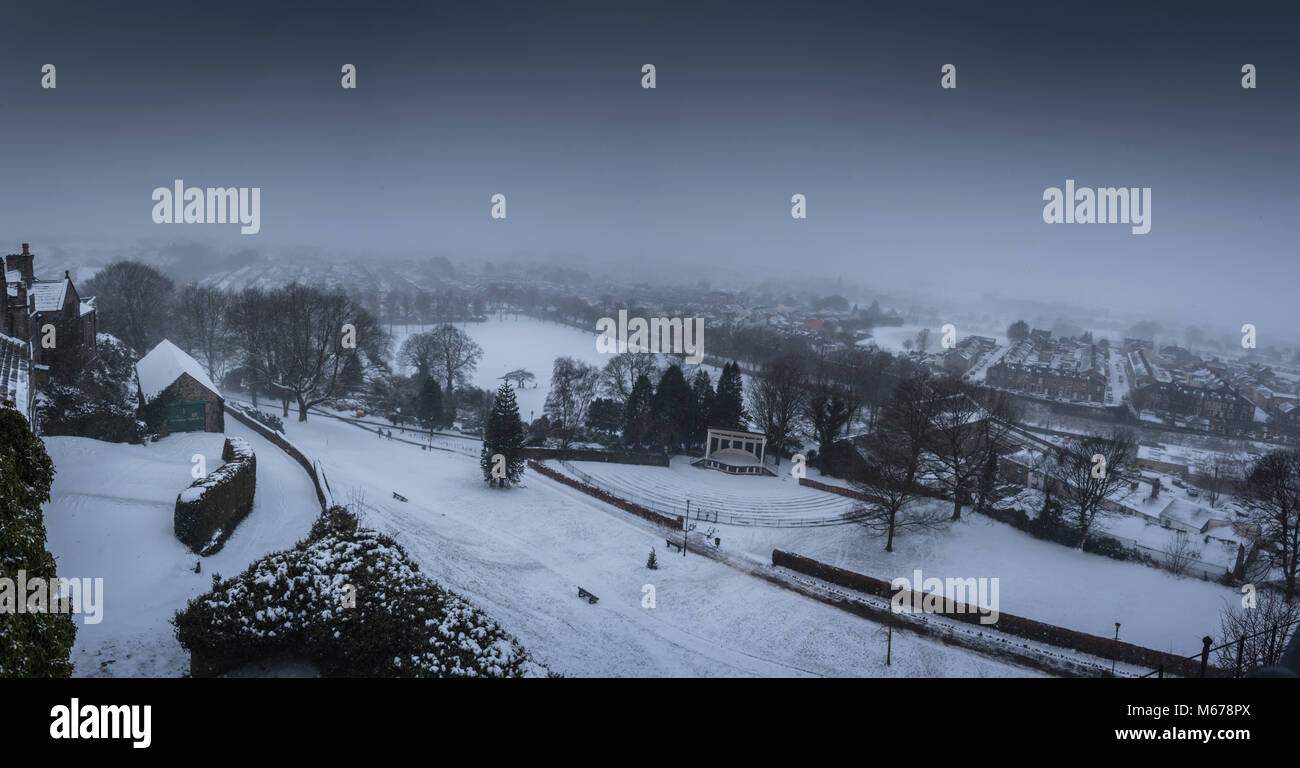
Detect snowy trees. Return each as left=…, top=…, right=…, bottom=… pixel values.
left=481, top=382, right=526, bottom=487
left=710, top=361, right=746, bottom=430
left=651, top=365, right=693, bottom=452
left=1006, top=320, right=1030, bottom=342
left=544, top=357, right=600, bottom=449
left=175, top=284, right=233, bottom=382
left=600, top=352, right=660, bottom=403
left=83, top=261, right=176, bottom=355
left=851, top=430, right=944, bottom=552
left=0, top=409, right=76, bottom=677
left=1242, top=450, right=1300, bottom=601
left=400, top=324, right=484, bottom=406
left=230, top=284, right=386, bottom=421
left=623, top=373, right=655, bottom=448
left=1049, top=430, right=1136, bottom=550
left=414, top=377, right=445, bottom=430
left=746, top=353, right=807, bottom=468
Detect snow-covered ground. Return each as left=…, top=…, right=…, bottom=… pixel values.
left=41, top=421, right=321, bottom=677
left=542, top=461, right=1242, bottom=657
left=389, top=317, right=608, bottom=421
left=268, top=411, right=1039, bottom=676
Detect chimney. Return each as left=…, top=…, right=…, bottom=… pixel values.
left=21, top=243, right=29, bottom=256
left=11, top=243, right=34, bottom=284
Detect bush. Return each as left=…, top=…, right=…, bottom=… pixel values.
left=174, top=437, right=256, bottom=555
left=36, top=334, right=145, bottom=443
left=247, top=409, right=284, bottom=433
left=173, top=505, right=548, bottom=678
left=0, top=409, right=76, bottom=677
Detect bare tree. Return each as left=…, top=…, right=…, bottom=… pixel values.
left=1215, top=592, right=1300, bottom=674
left=926, top=380, right=986, bottom=521
left=600, top=352, right=660, bottom=403
left=175, top=283, right=232, bottom=382
left=425, top=324, right=484, bottom=400
left=1242, top=450, right=1300, bottom=601
left=82, top=261, right=175, bottom=355
left=1164, top=530, right=1202, bottom=576
left=1050, top=429, right=1137, bottom=549
left=851, top=432, right=946, bottom=551
left=746, top=352, right=808, bottom=468
left=544, top=357, right=600, bottom=448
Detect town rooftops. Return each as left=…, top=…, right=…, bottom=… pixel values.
left=135, top=339, right=220, bottom=402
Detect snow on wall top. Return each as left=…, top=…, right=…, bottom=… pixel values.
left=0, top=333, right=29, bottom=413
left=136, top=339, right=220, bottom=402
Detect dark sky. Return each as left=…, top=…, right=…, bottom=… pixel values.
left=1, top=1, right=1296, bottom=336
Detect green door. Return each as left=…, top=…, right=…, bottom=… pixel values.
left=168, top=400, right=209, bottom=432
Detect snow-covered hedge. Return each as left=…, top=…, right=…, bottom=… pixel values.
left=173, top=506, right=549, bottom=678
left=174, top=436, right=256, bottom=555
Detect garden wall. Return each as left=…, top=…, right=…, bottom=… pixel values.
left=175, top=437, right=256, bottom=555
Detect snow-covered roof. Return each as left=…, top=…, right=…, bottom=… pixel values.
left=0, top=333, right=30, bottom=414
left=136, top=339, right=220, bottom=402
left=28, top=279, right=68, bottom=312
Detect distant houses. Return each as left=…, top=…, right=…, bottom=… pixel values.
left=136, top=339, right=225, bottom=435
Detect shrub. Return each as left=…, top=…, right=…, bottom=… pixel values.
left=0, top=409, right=76, bottom=677
left=174, top=437, right=256, bottom=555
left=173, top=506, right=548, bottom=678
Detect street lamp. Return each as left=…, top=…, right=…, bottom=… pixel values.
left=1112, top=622, right=1121, bottom=675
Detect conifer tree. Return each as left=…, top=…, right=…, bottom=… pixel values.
left=710, top=361, right=746, bottom=430
left=480, top=382, right=526, bottom=487
left=623, top=373, right=655, bottom=448
left=0, top=409, right=75, bottom=677
left=414, top=376, right=444, bottom=430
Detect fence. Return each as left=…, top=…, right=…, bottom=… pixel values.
left=1141, top=615, right=1300, bottom=678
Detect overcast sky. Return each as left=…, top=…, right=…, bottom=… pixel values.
left=1, top=1, right=1297, bottom=338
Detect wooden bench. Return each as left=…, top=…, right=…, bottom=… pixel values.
left=392, top=491, right=408, bottom=502
left=577, top=587, right=599, bottom=604
left=665, top=539, right=683, bottom=553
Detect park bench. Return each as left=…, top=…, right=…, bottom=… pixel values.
left=392, top=491, right=408, bottom=502
left=577, top=587, right=599, bottom=604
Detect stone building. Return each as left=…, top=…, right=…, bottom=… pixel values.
left=2, top=243, right=98, bottom=387
left=136, top=339, right=225, bottom=435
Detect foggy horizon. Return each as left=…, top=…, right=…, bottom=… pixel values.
left=3, top=0, right=1297, bottom=339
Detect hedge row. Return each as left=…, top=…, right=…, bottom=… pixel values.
left=771, top=548, right=1202, bottom=676
left=175, top=437, right=256, bottom=555
left=528, top=459, right=683, bottom=530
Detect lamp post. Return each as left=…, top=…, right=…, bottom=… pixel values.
left=1112, top=622, right=1121, bottom=676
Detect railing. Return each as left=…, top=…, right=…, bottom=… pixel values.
left=1141, top=615, right=1300, bottom=678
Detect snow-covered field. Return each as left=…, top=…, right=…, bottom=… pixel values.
left=543, top=461, right=1242, bottom=657
left=269, top=411, right=1039, bottom=676
left=41, top=421, right=321, bottom=677
left=389, top=317, right=608, bottom=420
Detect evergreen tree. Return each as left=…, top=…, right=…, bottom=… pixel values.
left=652, top=365, right=692, bottom=452
left=623, top=373, right=655, bottom=447
left=710, top=361, right=746, bottom=429
left=0, top=409, right=76, bottom=677
left=646, top=547, right=658, bottom=570
left=689, top=369, right=715, bottom=449
left=414, top=376, right=444, bottom=430
left=480, top=382, right=526, bottom=487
